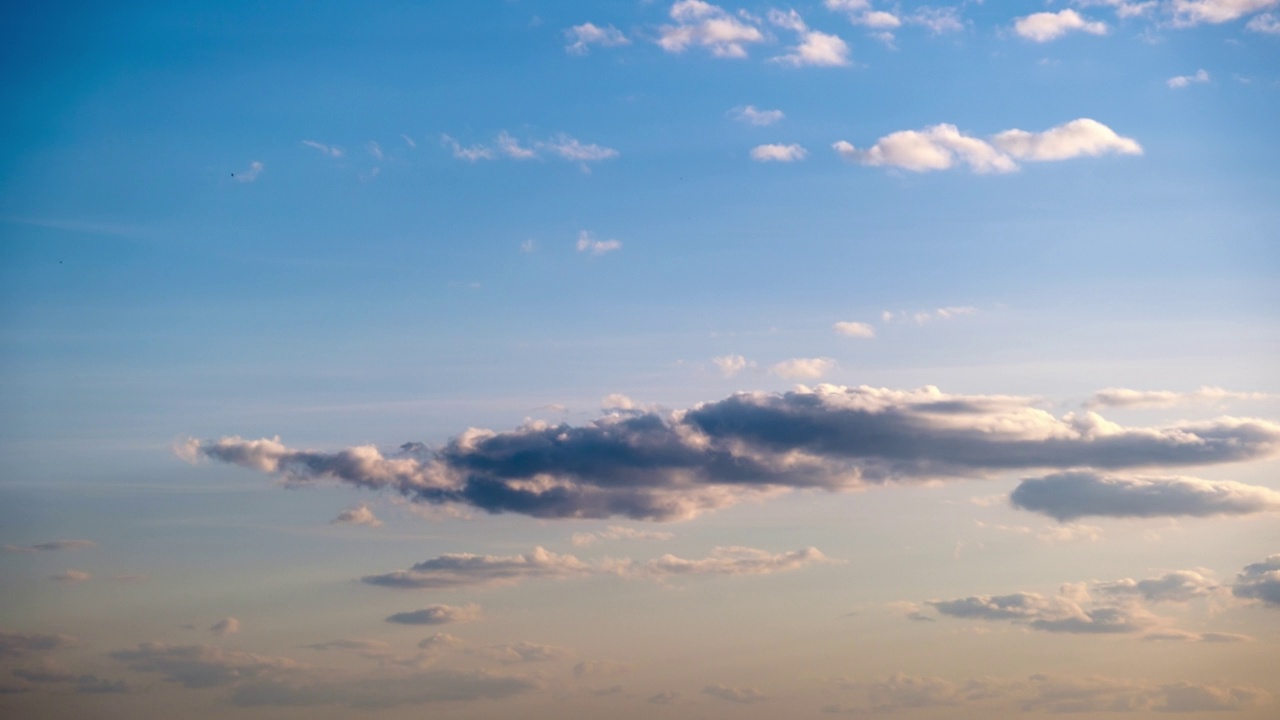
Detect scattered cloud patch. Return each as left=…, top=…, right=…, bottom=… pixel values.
left=657, top=1, right=766, bottom=59
left=750, top=143, right=808, bottom=162
left=703, top=683, right=769, bottom=703
left=1010, top=471, right=1280, bottom=521
left=1086, top=386, right=1269, bottom=408
left=210, top=618, right=240, bottom=636
left=565, top=23, right=630, bottom=55
left=769, top=9, right=852, bottom=66
left=110, top=643, right=297, bottom=689
left=769, top=357, right=836, bottom=379
left=0, top=630, right=76, bottom=659
left=882, top=306, right=976, bottom=324
left=1233, top=554, right=1280, bottom=606
left=992, top=118, right=1142, bottom=161
left=576, top=230, right=622, bottom=255
left=1014, top=10, right=1108, bottom=42
left=833, top=321, right=875, bottom=338
left=1168, top=68, right=1210, bottom=87
left=386, top=603, right=482, bottom=625
left=1247, top=11, right=1280, bottom=31
left=571, top=526, right=674, bottom=546
left=441, top=134, right=494, bottom=162
left=301, top=140, right=343, bottom=158
left=711, top=354, right=754, bottom=377
left=233, top=161, right=263, bottom=183
left=731, top=105, right=784, bottom=125
left=331, top=504, right=382, bottom=527
left=1171, top=0, right=1280, bottom=27
left=3, top=540, right=95, bottom=554
left=50, top=569, right=90, bottom=584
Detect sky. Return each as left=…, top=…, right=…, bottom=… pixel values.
left=1, top=0, right=1279, bottom=717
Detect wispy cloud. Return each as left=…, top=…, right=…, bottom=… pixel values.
left=731, top=105, right=784, bottom=126
left=750, top=143, right=808, bottom=162
left=301, top=140, right=343, bottom=158
left=1168, top=68, right=1211, bottom=87
left=833, top=321, right=875, bottom=338
left=232, top=161, right=263, bottom=183
left=564, top=23, right=630, bottom=55
left=1087, top=386, right=1270, bottom=408
left=769, top=357, right=836, bottom=379
left=576, top=230, right=622, bottom=255
left=703, top=683, right=769, bottom=703
left=571, top=526, right=674, bottom=546
left=3, top=540, right=95, bottom=554
left=210, top=618, right=240, bottom=636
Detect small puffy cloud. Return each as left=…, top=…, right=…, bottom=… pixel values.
left=835, top=125, right=1018, bottom=174
left=331, top=504, right=382, bottom=527
left=1247, top=11, right=1280, bottom=31
left=301, top=140, right=343, bottom=158
left=571, top=526, right=674, bottom=546
left=576, top=230, right=622, bottom=255
left=441, top=134, right=495, bottom=162
left=564, top=23, right=630, bottom=55
left=1014, top=10, right=1108, bottom=42
left=704, top=683, right=769, bottom=703
left=210, top=618, right=240, bottom=636
left=1168, top=68, right=1210, bottom=88
left=1010, top=471, right=1280, bottom=521
left=1233, top=554, right=1280, bottom=606
left=601, top=393, right=636, bottom=411
left=3, top=540, right=95, bottom=554
left=1171, top=0, right=1279, bottom=27
left=711, top=354, right=753, bottom=377
left=774, top=30, right=852, bottom=67
left=770, top=357, right=836, bottom=379
left=50, top=570, right=91, bottom=584
left=731, top=105, right=784, bottom=126
left=750, top=143, right=808, bottom=162
left=385, top=604, right=482, bottom=626
left=833, top=321, right=875, bottom=338
left=0, top=630, right=76, bottom=659
left=992, top=118, right=1142, bottom=162
left=233, top=161, right=263, bottom=183
left=1087, top=386, right=1269, bottom=408
left=657, top=1, right=765, bottom=59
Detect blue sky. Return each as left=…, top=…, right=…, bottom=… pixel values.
left=2, top=1, right=1279, bottom=718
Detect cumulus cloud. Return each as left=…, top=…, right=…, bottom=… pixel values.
left=1014, top=10, right=1108, bottom=41
left=301, top=140, right=343, bottom=158
left=0, top=630, right=76, bottom=659
left=1010, top=471, right=1280, bottom=521
left=188, top=385, right=1280, bottom=522
left=210, top=618, right=241, bottom=636
left=1233, top=554, right=1280, bottom=606
left=1168, top=68, right=1210, bottom=87
left=3, top=540, right=95, bottom=554
left=571, top=525, right=674, bottom=546
left=576, top=230, right=622, bottom=255
left=731, top=105, right=784, bottom=126
left=1171, top=0, right=1279, bottom=26
left=750, top=143, right=808, bottom=162
left=361, top=545, right=828, bottom=589
left=657, top=1, right=765, bottom=58
left=703, top=683, right=769, bottom=703
left=1094, top=570, right=1220, bottom=603
left=331, top=504, right=382, bottom=527
left=385, top=604, right=482, bottom=625
left=773, top=27, right=852, bottom=67
left=991, top=118, right=1142, bottom=161
left=564, top=23, right=630, bottom=55
left=833, top=321, right=875, bottom=338
left=1086, top=386, right=1269, bottom=408
left=711, top=354, right=754, bottom=377
left=769, top=357, right=836, bottom=379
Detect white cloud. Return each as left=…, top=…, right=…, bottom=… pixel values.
left=331, top=504, right=382, bottom=527
left=576, top=230, right=622, bottom=255
left=882, top=306, right=978, bottom=323
left=233, top=161, right=263, bottom=183
left=770, top=357, right=837, bottom=379
left=774, top=29, right=852, bottom=66
left=1014, top=10, right=1108, bottom=42
left=907, top=6, right=965, bottom=34
left=657, top=1, right=765, bottom=59
left=1073, top=0, right=1159, bottom=19
left=1167, top=68, right=1210, bottom=87
left=400, top=134, right=416, bottom=148
left=571, top=526, right=674, bottom=546
left=440, top=134, right=495, bottom=162
left=210, top=618, right=240, bottom=636
left=641, top=546, right=830, bottom=577
left=767, top=8, right=808, bottom=32
left=833, top=321, right=875, bottom=338
left=386, top=604, right=481, bottom=625
left=301, top=140, right=343, bottom=157
left=750, top=143, right=808, bottom=162
left=495, top=132, right=537, bottom=160
left=564, top=23, right=630, bottom=55
left=1247, top=11, right=1280, bottom=30
left=834, top=125, right=1018, bottom=174
left=992, top=118, right=1142, bottom=161
left=731, top=105, right=784, bottom=126
left=1171, top=0, right=1279, bottom=26
left=366, top=141, right=383, bottom=161
left=1086, top=386, right=1269, bottom=408
left=711, top=354, right=754, bottom=377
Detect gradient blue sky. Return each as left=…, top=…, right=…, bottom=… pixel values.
left=2, top=1, right=1279, bottom=718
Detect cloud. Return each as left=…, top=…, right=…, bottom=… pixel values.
left=1014, top=10, right=1108, bottom=41
left=331, top=504, right=383, bottom=527
left=573, top=659, right=630, bottom=678
left=657, top=1, right=765, bottom=58
left=301, top=140, right=343, bottom=158
left=401, top=134, right=416, bottom=148
left=928, top=590, right=1161, bottom=634
left=601, top=393, right=636, bottom=411
left=233, top=161, right=263, bottom=183
left=50, top=569, right=90, bottom=584
left=191, top=385, right=1280, bottom=522
left=648, top=690, right=682, bottom=704
left=1247, top=11, right=1280, bottom=31
left=210, top=618, right=240, bottom=636
left=571, top=525, right=674, bottom=546
left=1010, top=471, right=1280, bottom=521
left=537, top=134, right=618, bottom=162
left=0, top=630, right=76, bottom=659
left=991, top=118, right=1142, bottom=161
left=495, top=132, right=537, bottom=160
left=774, top=31, right=851, bottom=67
left=361, top=545, right=828, bottom=589
left=564, top=23, right=630, bottom=55
left=230, top=670, right=537, bottom=708
left=769, top=357, right=836, bottom=379
left=906, top=6, right=965, bottom=34
left=1141, top=629, right=1253, bottom=642
left=3, top=540, right=95, bottom=554
left=882, top=306, right=976, bottom=324
left=385, top=604, right=482, bottom=625
left=1094, top=570, right=1219, bottom=603
left=731, top=105, right=784, bottom=125
left=1168, top=68, right=1210, bottom=88
left=1086, top=386, right=1269, bottom=408
left=711, top=354, right=754, bottom=377
left=576, top=230, right=622, bottom=255
left=110, top=643, right=297, bottom=688
left=440, top=134, right=495, bottom=162
left=471, top=641, right=572, bottom=664
left=833, top=321, right=875, bottom=338
left=1171, top=0, right=1279, bottom=26
left=1233, top=554, right=1280, bottom=606
left=703, top=683, right=769, bottom=703
left=750, top=143, right=808, bottom=162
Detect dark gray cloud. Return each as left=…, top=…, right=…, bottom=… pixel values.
left=187, top=385, right=1280, bottom=521
left=361, top=546, right=830, bottom=590
left=0, top=630, right=76, bottom=659
left=229, top=670, right=537, bottom=708
left=2, top=540, right=95, bottom=554
left=1233, top=554, right=1280, bottom=606
left=1010, top=471, right=1280, bottom=521
left=385, top=604, right=481, bottom=625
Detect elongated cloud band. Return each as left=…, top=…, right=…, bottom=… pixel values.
left=1010, top=472, right=1280, bottom=521
left=185, top=385, right=1280, bottom=521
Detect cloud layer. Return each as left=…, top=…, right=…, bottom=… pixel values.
left=1010, top=471, right=1280, bottom=521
